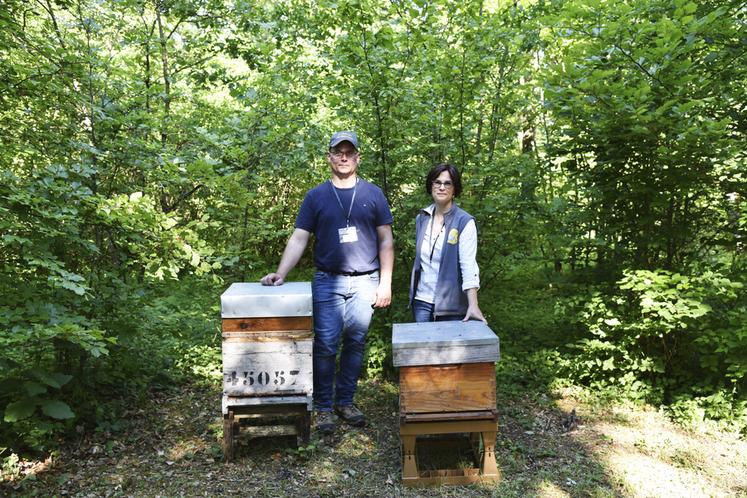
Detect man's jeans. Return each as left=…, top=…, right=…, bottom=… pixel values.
left=312, top=270, right=378, bottom=412
left=412, top=298, right=462, bottom=323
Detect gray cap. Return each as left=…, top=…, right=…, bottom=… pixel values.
left=329, top=131, right=359, bottom=149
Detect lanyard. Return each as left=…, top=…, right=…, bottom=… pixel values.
left=330, top=178, right=358, bottom=227
left=428, top=214, right=444, bottom=262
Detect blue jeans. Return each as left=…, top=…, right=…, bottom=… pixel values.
left=312, top=270, right=379, bottom=412
left=412, top=299, right=462, bottom=323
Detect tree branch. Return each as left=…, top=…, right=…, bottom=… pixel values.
left=163, top=184, right=204, bottom=214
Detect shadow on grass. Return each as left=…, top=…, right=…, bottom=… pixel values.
left=377, top=350, right=625, bottom=498
left=4, top=352, right=626, bottom=498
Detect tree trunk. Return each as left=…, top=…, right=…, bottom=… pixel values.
left=155, top=3, right=171, bottom=147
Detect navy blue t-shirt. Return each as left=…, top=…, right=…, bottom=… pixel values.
left=295, top=178, right=393, bottom=273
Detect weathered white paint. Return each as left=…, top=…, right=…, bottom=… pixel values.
left=220, top=282, right=312, bottom=318
left=392, top=320, right=500, bottom=367
left=222, top=394, right=313, bottom=414
left=222, top=340, right=313, bottom=396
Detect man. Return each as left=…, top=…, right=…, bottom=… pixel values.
left=260, top=131, right=394, bottom=434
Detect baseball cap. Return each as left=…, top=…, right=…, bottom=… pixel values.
left=329, top=131, right=359, bottom=150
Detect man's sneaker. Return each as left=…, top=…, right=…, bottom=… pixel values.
left=335, top=404, right=366, bottom=427
left=315, top=411, right=336, bottom=434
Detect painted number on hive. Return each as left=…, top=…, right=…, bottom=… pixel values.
left=226, top=370, right=300, bottom=387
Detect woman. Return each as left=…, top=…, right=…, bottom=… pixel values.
left=409, top=162, right=487, bottom=323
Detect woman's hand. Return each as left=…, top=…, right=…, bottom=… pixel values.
left=463, top=288, right=487, bottom=323
left=463, top=304, right=487, bottom=324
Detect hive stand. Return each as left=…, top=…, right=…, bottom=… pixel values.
left=222, top=395, right=312, bottom=461
left=400, top=416, right=500, bottom=486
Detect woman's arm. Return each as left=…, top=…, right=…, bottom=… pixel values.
left=459, top=220, right=486, bottom=323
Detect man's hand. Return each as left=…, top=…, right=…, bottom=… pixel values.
left=260, top=273, right=285, bottom=286
left=259, top=229, right=310, bottom=287
left=372, top=283, right=391, bottom=308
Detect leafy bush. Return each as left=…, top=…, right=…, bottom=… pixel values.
left=1, top=450, right=21, bottom=481
left=668, top=391, right=747, bottom=434
left=495, top=350, right=564, bottom=399
left=563, top=269, right=746, bottom=414
left=0, top=319, right=117, bottom=451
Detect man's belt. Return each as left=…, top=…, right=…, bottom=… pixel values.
left=318, top=269, right=378, bottom=276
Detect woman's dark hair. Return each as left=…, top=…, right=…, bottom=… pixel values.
left=425, top=162, right=462, bottom=197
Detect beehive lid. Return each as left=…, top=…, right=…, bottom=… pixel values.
left=392, top=320, right=500, bottom=367
left=220, top=282, right=312, bottom=318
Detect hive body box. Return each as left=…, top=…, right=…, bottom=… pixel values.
left=392, top=320, right=501, bottom=486
left=220, top=282, right=314, bottom=460
left=393, top=321, right=500, bottom=419
left=221, top=282, right=313, bottom=402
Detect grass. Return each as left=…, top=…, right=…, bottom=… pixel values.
left=3, top=371, right=746, bottom=498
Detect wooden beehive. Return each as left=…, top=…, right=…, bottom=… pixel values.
left=392, top=321, right=500, bottom=418
left=220, top=283, right=313, bottom=403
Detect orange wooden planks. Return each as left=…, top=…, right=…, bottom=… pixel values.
left=399, top=362, right=496, bottom=414
left=221, top=316, right=312, bottom=332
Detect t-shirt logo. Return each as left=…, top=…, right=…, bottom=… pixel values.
left=447, top=228, right=459, bottom=245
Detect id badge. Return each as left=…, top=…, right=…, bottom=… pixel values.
left=338, top=226, right=358, bottom=244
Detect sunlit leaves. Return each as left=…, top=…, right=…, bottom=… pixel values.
left=542, top=0, right=743, bottom=270
left=1, top=0, right=744, bottom=453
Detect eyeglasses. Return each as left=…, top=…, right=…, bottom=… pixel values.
left=329, top=149, right=358, bottom=159
left=432, top=180, right=453, bottom=189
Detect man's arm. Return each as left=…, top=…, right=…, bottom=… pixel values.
left=260, top=228, right=311, bottom=286
left=373, top=224, right=393, bottom=308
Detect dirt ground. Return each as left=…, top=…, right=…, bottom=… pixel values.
left=3, top=379, right=747, bottom=497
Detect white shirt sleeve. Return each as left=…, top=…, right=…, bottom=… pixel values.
left=459, top=219, right=480, bottom=291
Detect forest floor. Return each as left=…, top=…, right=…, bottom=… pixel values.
left=3, top=377, right=747, bottom=498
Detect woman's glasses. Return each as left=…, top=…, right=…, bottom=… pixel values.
left=432, top=180, right=453, bottom=189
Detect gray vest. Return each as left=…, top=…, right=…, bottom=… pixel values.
left=409, top=204, right=475, bottom=317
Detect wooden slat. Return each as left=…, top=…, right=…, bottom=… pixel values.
left=400, top=363, right=496, bottom=414
left=222, top=338, right=313, bottom=355
left=222, top=316, right=313, bottom=332
left=222, top=330, right=312, bottom=342
left=393, top=344, right=499, bottom=367
left=223, top=394, right=313, bottom=414
left=402, top=410, right=497, bottom=423
left=235, top=425, right=299, bottom=438
left=399, top=418, right=498, bottom=436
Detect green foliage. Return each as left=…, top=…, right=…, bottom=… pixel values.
left=667, top=390, right=747, bottom=431
left=496, top=350, right=564, bottom=400
left=542, top=0, right=744, bottom=271
left=286, top=441, right=320, bottom=460
left=364, top=333, right=390, bottom=379
left=174, top=345, right=222, bottom=385
left=1, top=450, right=21, bottom=481
left=0, top=0, right=744, bottom=455
left=563, top=269, right=746, bottom=412
left=0, top=319, right=116, bottom=449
